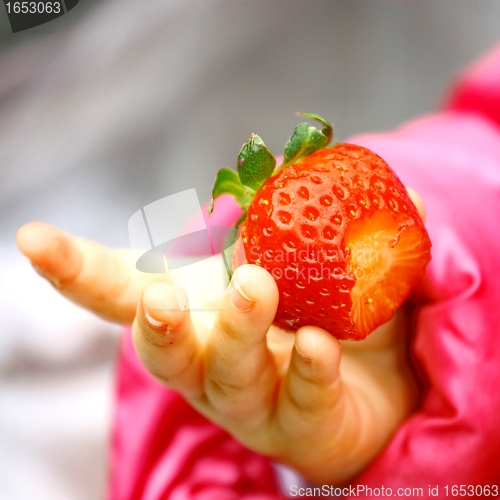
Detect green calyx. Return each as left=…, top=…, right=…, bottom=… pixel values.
left=280, top=113, right=333, bottom=169
left=209, top=113, right=333, bottom=218
left=208, top=168, right=254, bottom=216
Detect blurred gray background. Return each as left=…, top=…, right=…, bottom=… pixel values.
left=0, top=1, right=499, bottom=499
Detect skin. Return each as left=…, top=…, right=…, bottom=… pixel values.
left=16, top=189, right=425, bottom=485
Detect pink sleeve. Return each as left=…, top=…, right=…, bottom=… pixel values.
left=350, top=102, right=500, bottom=489
left=109, top=43, right=500, bottom=498
left=446, top=41, right=500, bottom=126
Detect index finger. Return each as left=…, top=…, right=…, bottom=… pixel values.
left=16, top=222, right=167, bottom=323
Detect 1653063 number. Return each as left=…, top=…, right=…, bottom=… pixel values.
left=444, top=485, right=499, bottom=496
left=5, top=2, right=62, bottom=14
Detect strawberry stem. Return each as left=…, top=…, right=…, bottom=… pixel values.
left=209, top=113, right=333, bottom=223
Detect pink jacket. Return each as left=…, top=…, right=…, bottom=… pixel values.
left=109, top=43, right=500, bottom=499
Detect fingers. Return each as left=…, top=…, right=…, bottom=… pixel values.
left=17, top=222, right=84, bottom=287
left=132, top=282, right=202, bottom=397
left=203, top=265, right=279, bottom=419
left=277, top=326, right=343, bottom=434
left=407, top=187, right=426, bottom=222
left=16, top=222, right=166, bottom=323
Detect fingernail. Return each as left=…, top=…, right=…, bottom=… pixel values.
left=294, top=344, right=312, bottom=363
left=230, top=279, right=255, bottom=312
left=143, top=303, right=170, bottom=330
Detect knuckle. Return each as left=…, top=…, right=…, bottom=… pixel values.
left=286, top=388, right=318, bottom=414
left=205, top=363, right=269, bottom=409
left=141, top=328, right=173, bottom=349
left=206, top=372, right=248, bottom=397
left=286, top=383, right=341, bottom=415
left=150, top=350, right=198, bottom=386
left=294, top=359, right=335, bottom=387
left=151, top=364, right=188, bottom=387
left=294, top=364, right=320, bottom=385
left=205, top=353, right=270, bottom=397
left=214, top=317, right=262, bottom=348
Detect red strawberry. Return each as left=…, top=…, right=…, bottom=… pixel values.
left=210, top=114, right=431, bottom=340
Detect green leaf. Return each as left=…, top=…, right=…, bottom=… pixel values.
left=209, top=168, right=254, bottom=216
left=237, top=134, right=276, bottom=191
left=298, top=113, right=333, bottom=144
left=280, top=113, right=333, bottom=169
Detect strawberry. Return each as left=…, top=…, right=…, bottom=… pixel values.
left=210, top=114, right=431, bottom=340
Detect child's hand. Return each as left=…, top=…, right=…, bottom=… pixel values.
left=132, top=266, right=416, bottom=485
left=16, top=189, right=424, bottom=485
